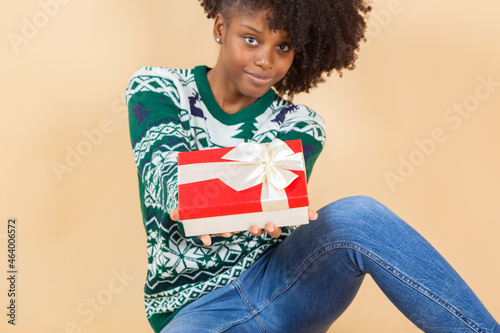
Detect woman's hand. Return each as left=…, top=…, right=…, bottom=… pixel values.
left=170, top=207, right=241, bottom=246
left=170, top=207, right=318, bottom=246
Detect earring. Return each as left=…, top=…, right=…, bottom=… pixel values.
left=216, top=38, right=221, bottom=44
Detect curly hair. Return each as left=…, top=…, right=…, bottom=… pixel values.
left=199, top=0, right=372, bottom=99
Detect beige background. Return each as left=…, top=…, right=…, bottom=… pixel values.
left=1, top=0, right=499, bottom=332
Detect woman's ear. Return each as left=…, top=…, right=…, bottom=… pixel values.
left=213, top=13, right=225, bottom=44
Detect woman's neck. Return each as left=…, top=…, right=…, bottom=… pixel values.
left=206, top=64, right=258, bottom=115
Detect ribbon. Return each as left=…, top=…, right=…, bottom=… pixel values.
left=178, top=139, right=305, bottom=212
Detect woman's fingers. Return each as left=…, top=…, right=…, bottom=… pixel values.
left=198, top=234, right=212, bottom=246
left=199, top=224, right=282, bottom=246
left=265, top=223, right=282, bottom=238
left=199, top=231, right=241, bottom=246
left=248, top=224, right=281, bottom=238
left=175, top=207, right=315, bottom=244
left=250, top=226, right=264, bottom=237
left=308, top=208, right=318, bottom=220
left=213, top=232, right=237, bottom=238
left=174, top=206, right=314, bottom=244
left=170, top=207, right=180, bottom=221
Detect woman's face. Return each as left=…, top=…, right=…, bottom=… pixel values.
left=217, top=9, right=295, bottom=99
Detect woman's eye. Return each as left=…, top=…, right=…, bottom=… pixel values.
left=278, top=44, right=290, bottom=52
left=244, top=37, right=258, bottom=45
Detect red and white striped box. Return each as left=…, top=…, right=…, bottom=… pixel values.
left=177, top=139, right=309, bottom=237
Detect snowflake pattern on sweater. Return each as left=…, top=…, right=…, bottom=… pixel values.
left=126, top=65, right=326, bottom=332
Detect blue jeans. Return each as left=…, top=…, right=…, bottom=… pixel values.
left=162, top=196, right=499, bottom=333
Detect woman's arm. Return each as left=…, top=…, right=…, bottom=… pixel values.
left=126, top=68, right=192, bottom=226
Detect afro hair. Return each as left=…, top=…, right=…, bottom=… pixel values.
left=199, top=0, right=372, bottom=99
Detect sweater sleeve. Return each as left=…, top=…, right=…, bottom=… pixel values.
left=275, top=105, right=326, bottom=182
left=126, top=69, right=192, bottom=217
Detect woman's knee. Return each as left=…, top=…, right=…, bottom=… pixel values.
left=320, top=195, right=386, bottom=220
left=316, top=195, right=392, bottom=239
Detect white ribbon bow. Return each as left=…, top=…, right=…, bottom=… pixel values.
left=178, top=139, right=305, bottom=211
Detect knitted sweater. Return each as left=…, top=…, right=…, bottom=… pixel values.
left=125, top=65, right=327, bottom=332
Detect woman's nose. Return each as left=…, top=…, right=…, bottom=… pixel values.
left=254, top=47, right=273, bottom=69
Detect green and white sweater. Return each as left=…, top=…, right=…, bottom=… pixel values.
left=126, top=65, right=327, bottom=332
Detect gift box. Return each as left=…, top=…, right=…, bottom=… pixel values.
left=177, top=139, right=309, bottom=237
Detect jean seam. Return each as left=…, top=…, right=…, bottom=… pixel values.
left=213, top=280, right=267, bottom=333
left=255, top=241, right=486, bottom=333
left=254, top=242, right=338, bottom=314
left=234, top=280, right=268, bottom=333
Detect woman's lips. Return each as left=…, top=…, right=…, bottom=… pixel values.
left=245, top=72, right=273, bottom=86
